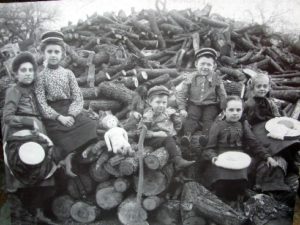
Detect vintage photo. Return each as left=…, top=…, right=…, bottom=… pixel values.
left=0, top=0, right=300, bottom=224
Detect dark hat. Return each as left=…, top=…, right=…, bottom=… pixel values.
left=147, top=85, right=170, bottom=98
left=12, top=51, right=37, bottom=73
left=195, top=47, right=218, bottom=60
left=41, top=31, right=64, bottom=43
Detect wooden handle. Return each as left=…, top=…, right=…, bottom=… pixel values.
left=136, top=124, right=147, bottom=205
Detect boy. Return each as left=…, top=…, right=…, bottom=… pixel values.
left=141, top=85, right=195, bottom=170
left=177, top=48, right=227, bottom=146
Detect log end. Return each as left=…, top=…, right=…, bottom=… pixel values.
left=144, top=155, right=160, bottom=170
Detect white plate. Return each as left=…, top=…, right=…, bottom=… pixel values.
left=215, top=151, right=251, bottom=170
left=265, top=117, right=300, bottom=138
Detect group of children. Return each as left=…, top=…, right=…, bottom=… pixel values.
left=1, top=30, right=299, bottom=218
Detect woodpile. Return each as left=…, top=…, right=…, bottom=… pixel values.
left=1, top=2, right=300, bottom=225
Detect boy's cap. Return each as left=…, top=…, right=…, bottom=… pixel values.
left=195, top=47, right=218, bottom=60
left=147, top=85, right=170, bottom=98
left=41, top=31, right=64, bottom=43
left=12, top=51, right=37, bottom=73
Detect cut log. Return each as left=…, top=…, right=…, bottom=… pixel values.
left=109, top=154, right=126, bottom=166
left=103, top=159, right=122, bottom=177
left=118, top=196, right=148, bottom=225
left=70, top=201, right=100, bottom=223
left=142, top=196, right=163, bottom=211
left=219, top=67, right=246, bottom=81
left=81, top=87, right=100, bottom=99
left=89, top=163, right=110, bottom=183
left=51, top=195, right=74, bottom=222
left=271, top=90, right=300, bottom=102
left=143, top=73, right=170, bottom=88
left=146, top=10, right=166, bottom=49
left=136, top=70, right=148, bottom=83
left=89, top=100, right=122, bottom=112
left=95, top=70, right=111, bottom=85
left=119, top=156, right=139, bottom=176
left=98, top=81, right=134, bottom=105
left=181, top=182, right=248, bottom=225
left=96, top=186, right=124, bottom=210
left=197, top=16, right=228, bottom=28
left=144, top=147, right=169, bottom=170
left=114, top=177, right=131, bottom=193
left=114, top=76, right=139, bottom=89
left=159, top=23, right=184, bottom=35
left=134, top=163, right=174, bottom=196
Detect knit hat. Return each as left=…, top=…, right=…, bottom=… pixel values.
left=41, top=31, right=64, bottom=43
left=12, top=51, right=37, bottom=73
left=147, top=85, right=170, bottom=99
left=195, top=47, right=218, bottom=60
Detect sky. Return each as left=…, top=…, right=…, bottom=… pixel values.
left=3, top=0, right=300, bottom=33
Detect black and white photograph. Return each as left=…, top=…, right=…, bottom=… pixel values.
left=0, top=0, right=300, bottom=224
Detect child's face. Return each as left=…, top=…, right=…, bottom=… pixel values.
left=16, top=62, right=34, bottom=85
left=195, top=56, right=215, bottom=76
left=225, top=100, right=243, bottom=122
left=103, top=116, right=118, bottom=129
left=253, top=76, right=270, bottom=97
left=149, top=95, right=168, bottom=114
left=44, top=44, right=63, bottom=66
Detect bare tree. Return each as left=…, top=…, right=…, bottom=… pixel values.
left=0, top=2, right=61, bottom=47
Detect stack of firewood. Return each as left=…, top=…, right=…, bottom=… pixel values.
left=1, top=3, right=300, bottom=225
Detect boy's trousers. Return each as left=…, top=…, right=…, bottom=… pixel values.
left=145, top=136, right=181, bottom=158
left=183, top=103, right=219, bottom=135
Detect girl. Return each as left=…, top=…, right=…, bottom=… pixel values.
left=35, top=31, right=97, bottom=173
left=201, top=95, right=277, bottom=204
left=245, top=74, right=300, bottom=194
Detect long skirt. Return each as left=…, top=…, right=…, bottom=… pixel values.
left=43, top=99, right=97, bottom=161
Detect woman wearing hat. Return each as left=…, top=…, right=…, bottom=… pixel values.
left=35, top=31, right=97, bottom=174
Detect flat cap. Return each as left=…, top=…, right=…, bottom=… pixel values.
left=41, top=31, right=64, bottom=43
left=147, top=85, right=170, bottom=98
left=195, top=47, right=218, bottom=60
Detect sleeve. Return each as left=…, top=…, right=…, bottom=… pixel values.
left=201, top=121, right=220, bottom=161
left=176, top=78, right=190, bottom=110
left=171, top=112, right=182, bottom=131
left=216, top=78, right=227, bottom=110
left=243, top=120, right=271, bottom=160
left=3, top=87, right=34, bottom=128
left=35, top=74, right=60, bottom=120
left=67, top=70, right=84, bottom=117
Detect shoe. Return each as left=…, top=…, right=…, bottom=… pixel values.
left=181, top=133, right=192, bottom=146
left=173, top=156, right=195, bottom=171
left=198, top=134, right=208, bottom=147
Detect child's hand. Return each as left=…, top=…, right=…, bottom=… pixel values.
left=154, top=131, right=168, bottom=137
left=211, top=157, right=218, bottom=165
left=179, top=109, right=188, bottom=118
left=58, top=115, right=75, bottom=127
left=267, top=157, right=278, bottom=167
left=132, top=111, right=142, bottom=120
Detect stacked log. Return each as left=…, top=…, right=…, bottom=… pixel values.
left=1, top=2, right=300, bottom=225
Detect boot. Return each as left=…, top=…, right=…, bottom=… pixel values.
left=181, top=132, right=192, bottom=146
left=173, top=156, right=195, bottom=171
